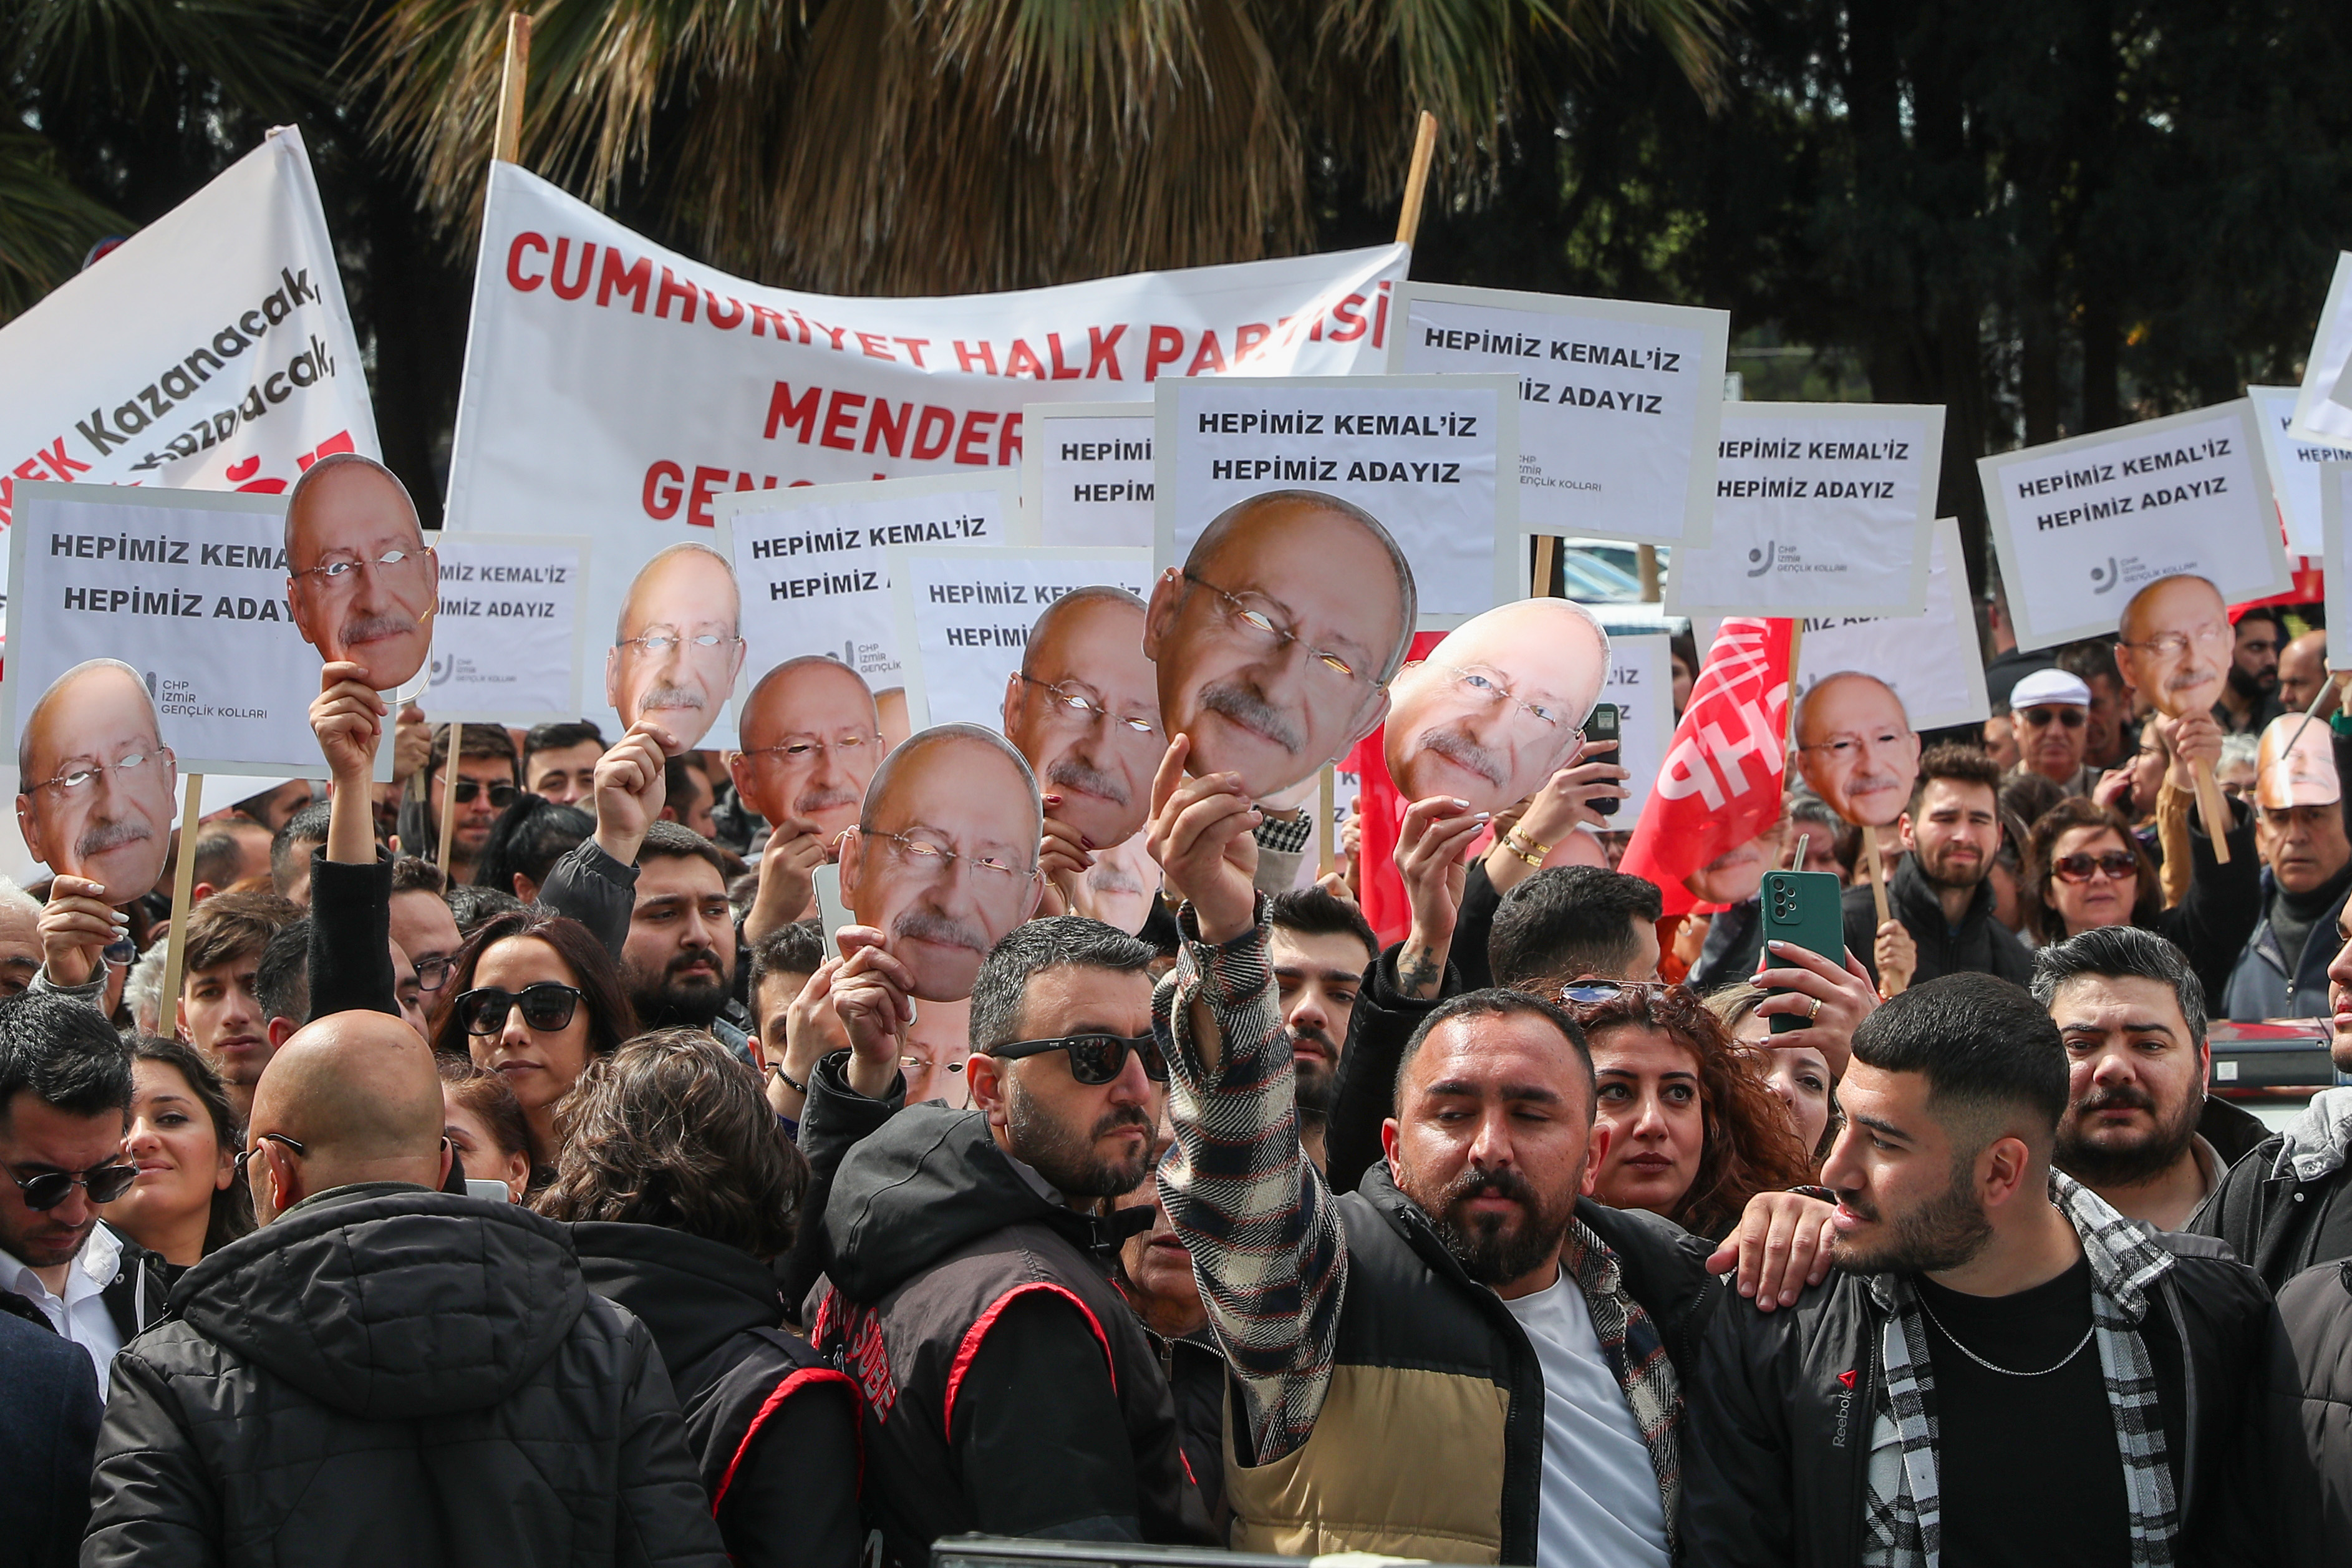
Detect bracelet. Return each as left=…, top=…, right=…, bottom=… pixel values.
left=1505, top=827, right=1552, bottom=864
left=773, top=1064, right=807, bottom=1094
left=1500, top=836, right=1545, bottom=870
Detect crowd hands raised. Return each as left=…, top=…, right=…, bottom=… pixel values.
left=2, top=567, right=2349, bottom=1567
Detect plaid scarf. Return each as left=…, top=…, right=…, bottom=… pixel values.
left=1860, top=1173, right=2180, bottom=1568
left=1560, top=1219, right=1684, bottom=1555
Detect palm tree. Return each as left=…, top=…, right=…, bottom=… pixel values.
left=361, top=0, right=1733, bottom=296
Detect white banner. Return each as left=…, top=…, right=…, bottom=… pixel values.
left=0, top=127, right=377, bottom=623
left=2295, top=253, right=2352, bottom=443
left=1597, top=632, right=1674, bottom=823
left=1666, top=402, right=1943, bottom=619
left=445, top=164, right=1408, bottom=736
left=1021, top=402, right=1154, bottom=548
left=714, top=472, right=1022, bottom=730
left=1154, top=374, right=1521, bottom=626
left=1793, top=517, right=1988, bottom=733
left=1980, top=399, right=2285, bottom=652
left=2320, top=464, right=2352, bottom=669
left=891, top=545, right=1153, bottom=730
left=425, top=533, right=590, bottom=722
left=1389, top=283, right=1727, bottom=546
left=2249, top=383, right=2352, bottom=558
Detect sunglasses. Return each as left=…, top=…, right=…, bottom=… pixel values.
left=2018, top=706, right=2087, bottom=728
left=11, top=1159, right=138, bottom=1212
left=1557, top=979, right=1680, bottom=1005
left=451, top=780, right=518, bottom=808
left=457, top=982, right=584, bottom=1035
left=2052, top=849, right=2138, bottom=884
left=986, top=1032, right=1168, bottom=1085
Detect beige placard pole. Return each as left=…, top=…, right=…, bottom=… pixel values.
left=1637, top=544, right=1660, bottom=601
left=1395, top=111, right=1438, bottom=248
left=1317, top=767, right=1337, bottom=878
left=1532, top=535, right=1557, bottom=599
left=1861, top=828, right=1892, bottom=926
left=437, top=724, right=465, bottom=872
left=492, top=12, right=531, bottom=167
left=2192, top=761, right=2233, bottom=863
left=159, top=772, right=205, bottom=1030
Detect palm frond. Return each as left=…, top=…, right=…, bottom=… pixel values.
left=0, top=121, right=128, bottom=324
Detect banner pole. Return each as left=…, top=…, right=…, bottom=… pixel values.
left=1637, top=544, right=1660, bottom=601
left=1532, top=536, right=1557, bottom=599
left=1317, top=767, right=1337, bottom=878
left=160, top=772, right=204, bottom=1034
left=1394, top=111, right=1438, bottom=248
left=437, top=724, right=465, bottom=873
left=492, top=12, right=532, bottom=167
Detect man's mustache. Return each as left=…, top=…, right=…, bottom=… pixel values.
left=795, top=785, right=862, bottom=815
left=664, top=943, right=724, bottom=981
left=893, top=905, right=989, bottom=954
left=1419, top=727, right=1505, bottom=788
left=2077, top=1085, right=2156, bottom=1116
left=1092, top=1105, right=1153, bottom=1142
left=1441, top=1165, right=1536, bottom=1211
left=1284, top=1024, right=1338, bottom=1064
left=1048, top=755, right=1128, bottom=805
left=639, top=685, right=706, bottom=712
left=1845, top=768, right=1902, bottom=795
left=1198, top=681, right=1304, bottom=753
left=77, top=818, right=148, bottom=859
left=339, top=612, right=415, bottom=647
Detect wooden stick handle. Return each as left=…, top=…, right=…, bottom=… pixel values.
left=159, top=773, right=204, bottom=1029
left=1317, top=767, right=1337, bottom=878
left=1531, top=535, right=1557, bottom=599
left=2192, top=758, right=2233, bottom=864
left=438, top=725, right=465, bottom=873
left=1862, top=828, right=1892, bottom=926
left=491, top=12, right=532, bottom=166
left=1394, top=110, right=1438, bottom=247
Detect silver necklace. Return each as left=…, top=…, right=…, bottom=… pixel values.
left=1917, top=1297, right=2096, bottom=1378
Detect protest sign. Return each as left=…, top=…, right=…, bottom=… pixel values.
left=424, top=533, right=590, bottom=722
left=714, top=472, right=1023, bottom=730
left=1020, top=402, right=1154, bottom=548
left=2293, top=254, right=2352, bottom=443
left=1389, top=283, right=1728, bottom=545
left=1599, top=632, right=1675, bottom=823
left=0, top=127, right=377, bottom=621
left=1791, top=518, right=1987, bottom=732
left=2320, top=464, right=2352, bottom=667
left=1154, top=373, right=1521, bottom=626
left=1979, top=399, right=2285, bottom=652
left=2249, top=384, right=2352, bottom=558
left=1665, top=403, right=1943, bottom=620
left=890, top=545, right=1152, bottom=732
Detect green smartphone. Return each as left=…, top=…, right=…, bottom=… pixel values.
left=1759, top=869, right=1844, bottom=1035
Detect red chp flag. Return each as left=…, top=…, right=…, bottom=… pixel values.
left=1620, top=617, right=1795, bottom=917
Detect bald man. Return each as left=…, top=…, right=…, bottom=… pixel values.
left=1793, top=671, right=1921, bottom=828
left=2278, top=627, right=2333, bottom=718
left=840, top=724, right=1044, bottom=1002
left=1383, top=598, right=1610, bottom=816
left=2114, top=573, right=2232, bottom=725
left=1004, top=588, right=1162, bottom=853
left=607, top=543, right=748, bottom=752
left=15, top=658, right=177, bottom=904
left=84, top=1007, right=732, bottom=1562
left=728, top=655, right=882, bottom=846
left=284, top=453, right=438, bottom=692
left=1146, top=490, right=1415, bottom=800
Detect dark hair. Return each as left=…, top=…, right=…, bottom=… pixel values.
left=969, top=917, right=1155, bottom=1051
left=2000, top=772, right=2067, bottom=835
left=472, top=794, right=593, bottom=896
left=1488, top=867, right=1664, bottom=989
left=391, top=854, right=448, bottom=898
left=426, top=721, right=520, bottom=782
left=437, top=1057, right=534, bottom=1173
left=0, top=992, right=133, bottom=1129
left=180, top=890, right=300, bottom=982
left=269, top=801, right=335, bottom=894
left=2231, top=605, right=2286, bottom=639
left=253, top=918, right=312, bottom=1027
left=748, top=919, right=826, bottom=1010
left=430, top=908, right=638, bottom=1062
left=1396, top=988, right=1594, bottom=1103
left=1562, top=983, right=1816, bottom=1237
left=446, top=883, right=526, bottom=936
left=2054, top=637, right=2121, bottom=690
left=2030, top=925, right=2209, bottom=1049
left=190, top=829, right=248, bottom=893
left=1267, top=887, right=1378, bottom=969
left=129, top=1036, right=254, bottom=1253
left=2025, top=797, right=2159, bottom=943
left=536, top=1029, right=807, bottom=1261
left=636, top=819, right=730, bottom=880
left=521, top=720, right=604, bottom=776
left=1906, top=743, right=2004, bottom=816
left=1850, top=972, right=2069, bottom=1147
left=663, top=755, right=707, bottom=808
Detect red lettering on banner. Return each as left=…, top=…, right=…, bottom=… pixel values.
left=856, top=332, right=894, bottom=361
left=866, top=400, right=911, bottom=457
left=705, top=290, right=745, bottom=330
left=913, top=407, right=955, bottom=460
left=750, top=304, right=788, bottom=339
left=895, top=337, right=931, bottom=368
left=1373, top=280, right=1390, bottom=348
left=655, top=267, right=698, bottom=323
left=1088, top=325, right=1126, bottom=379
left=735, top=472, right=780, bottom=491
left=820, top=392, right=866, bottom=450
left=687, top=465, right=728, bottom=527
left=37, top=438, right=88, bottom=481
left=765, top=382, right=821, bottom=442
left=1186, top=331, right=1227, bottom=375
left=1144, top=327, right=1185, bottom=380
left=1329, top=294, right=1367, bottom=342
left=954, top=341, right=998, bottom=375
left=643, top=461, right=685, bottom=520
left=955, top=412, right=998, bottom=465
left=1046, top=333, right=1084, bottom=380
left=598, top=249, right=652, bottom=312
left=507, top=232, right=549, bottom=292
left=1005, top=339, right=1046, bottom=379
left=998, top=412, right=1022, bottom=467
left=551, top=239, right=596, bottom=300
left=805, top=317, right=850, bottom=352
left=1233, top=322, right=1271, bottom=362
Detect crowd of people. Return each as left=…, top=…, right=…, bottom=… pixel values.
left=2, top=465, right=2349, bottom=1566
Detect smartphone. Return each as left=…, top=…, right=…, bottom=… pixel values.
left=1582, top=704, right=1622, bottom=815
left=1759, top=869, right=1844, bottom=1034
left=813, top=862, right=854, bottom=947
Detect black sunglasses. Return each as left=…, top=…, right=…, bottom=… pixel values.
left=9, top=1159, right=137, bottom=1212
left=986, top=1032, right=1168, bottom=1085
left=452, top=780, right=518, bottom=808
left=458, top=982, right=584, bottom=1035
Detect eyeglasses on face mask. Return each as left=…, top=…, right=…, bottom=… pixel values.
left=984, top=1032, right=1168, bottom=1085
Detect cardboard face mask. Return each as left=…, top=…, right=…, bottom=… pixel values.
left=1145, top=491, right=1414, bottom=800
left=1383, top=599, right=1609, bottom=815
left=2256, top=712, right=2341, bottom=810
left=729, top=656, right=883, bottom=850
left=15, top=660, right=178, bottom=905
left=839, top=724, right=1045, bottom=1002
left=2114, top=573, right=2232, bottom=722
left=1003, top=589, right=1162, bottom=851
left=1793, top=671, right=1922, bottom=828
left=605, top=543, right=749, bottom=751
left=284, top=455, right=438, bottom=692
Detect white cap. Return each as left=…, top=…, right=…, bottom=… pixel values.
left=2008, top=668, right=2092, bottom=710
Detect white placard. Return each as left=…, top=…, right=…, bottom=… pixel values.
left=424, top=533, right=591, bottom=722
left=1389, top=283, right=1727, bottom=546
left=1021, top=402, right=1154, bottom=548
left=1979, top=399, right=2286, bottom=652
left=714, top=471, right=1024, bottom=702
left=890, top=545, right=1154, bottom=730
left=2321, top=464, right=2352, bottom=669
left=1154, top=374, right=1520, bottom=626
left=1665, top=402, right=1943, bottom=619
left=4, top=483, right=339, bottom=777
left=2298, top=254, right=2352, bottom=443
left=2248, top=384, right=2352, bottom=558
left=1791, top=517, right=1988, bottom=732
left=1598, top=632, right=1674, bottom=822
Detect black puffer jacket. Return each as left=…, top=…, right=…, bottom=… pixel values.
left=2270, top=1258, right=2352, bottom=1566
left=82, top=1183, right=728, bottom=1568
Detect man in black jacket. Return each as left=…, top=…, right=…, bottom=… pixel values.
left=1684, top=973, right=2277, bottom=1568
left=82, top=1010, right=728, bottom=1568
left=808, top=914, right=1213, bottom=1567
left=1842, top=743, right=2033, bottom=990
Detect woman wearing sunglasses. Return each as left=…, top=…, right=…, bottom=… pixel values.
left=2025, top=795, right=2259, bottom=1005
left=99, top=1038, right=254, bottom=1270
left=432, top=908, right=638, bottom=1168
left=1555, top=980, right=1816, bottom=1241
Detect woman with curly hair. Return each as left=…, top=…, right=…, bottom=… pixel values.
left=1706, top=982, right=1839, bottom=1164
left=1557, top=980, right=1816, bottom=1241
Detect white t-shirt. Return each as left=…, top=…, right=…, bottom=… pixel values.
left=1502, top=1269, right=1670, bottom=1568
